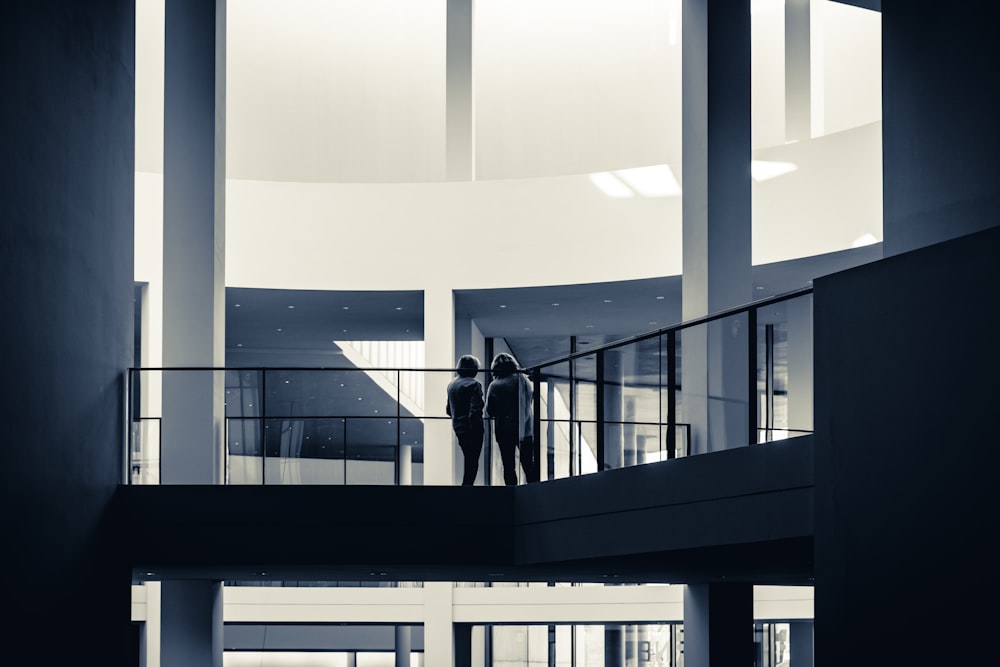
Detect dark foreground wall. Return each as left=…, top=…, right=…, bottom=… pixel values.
left=0, top=2, right=135, bottom=664
left=814, top=226, right=1000, bottom=666
left=882, top=0, right=1000, bottom=255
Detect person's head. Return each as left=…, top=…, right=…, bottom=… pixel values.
left=456, top=354, right=481, bottom=378
left=490, top=352, right=518, bottom=379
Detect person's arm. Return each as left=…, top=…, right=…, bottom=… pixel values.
left=484, top=382, right=494, bottom=418
left=469, top=382, right=485, bottom=421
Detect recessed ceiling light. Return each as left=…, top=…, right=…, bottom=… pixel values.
left=288, top=305, right=295, bottom=309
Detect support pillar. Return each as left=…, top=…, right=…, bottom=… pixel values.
left=790, top=621, right=814, bottom=667
left=160, top=580, right=223, bottom=667
left=681, top=0, right=752, bottom=454
left=682, top=584, right=753, bottom=667
left=604, top=350, right=624, bottom=470
left=605, top=625, right=625, bottom=667
left=785, top=297, right=814, bottom=435
left=446, top=0, right=474, bottom=181
left=454, top=623, right=473, bottom=667
left=425, top=287, right=456, bottom=485
left=424, top=582, right=455, bottom=665
left=785, top=0, right=811, bottom=141
left=395, top=625, right=412, bottom=667
left=161, top=0, right=226, bottom=484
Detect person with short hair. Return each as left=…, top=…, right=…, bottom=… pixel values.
left=446, top=355, right=486, bottom=486
left=485, top=352, right=537, bottom=485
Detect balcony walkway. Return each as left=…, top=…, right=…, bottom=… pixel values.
left=117, top=436, right=814, bottom=586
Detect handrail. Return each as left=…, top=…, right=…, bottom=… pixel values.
left=525, top=286, right=813, bottom=372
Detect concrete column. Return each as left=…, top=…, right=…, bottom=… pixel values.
left=424, top=582, right=455, bottom=665
left=605, top=625, right=625, bottom=667
left=396, top=625, right=412, bottom=667
left=161, top=0, right=226, bottom=484
left=604, top=350, right=624, bottom=469
left=399, top=444, right=413, bottom=485
left=454, top=623, right=473, bottom=667
left=446, top=0, right=474, bottom=180
left=681, top=0, right=752, bottom=454
left=682, top=584, right=753, bottom=667
left=785, top=0, right=811, bottom=141
left=471, top=625, right=487, bottom=667
left=160, top=580, right=223, bottom=667
left=790, top=621, right=814, bottom=667
left=785, top=296, right=813, bottom=434
left=425, top=287, right=456, bottom=485
left=623, top=397, right=638, bottom=467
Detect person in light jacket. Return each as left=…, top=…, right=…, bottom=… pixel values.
left=446, top=355, right=486, bottom=485
left=485, top=352, right=537, bottom=485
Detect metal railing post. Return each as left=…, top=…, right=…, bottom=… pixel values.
left=666, top=330, right=677, bottom=460
left=748, top=307, right=758, bottom=446
left=596, top=350, right=605, bottom=470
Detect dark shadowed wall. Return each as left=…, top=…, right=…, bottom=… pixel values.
left=814, top=226, right=1000, bottom=666
left=0, top=1, right=136, bottom=663
left=882, top=0, right=1000, bottom=255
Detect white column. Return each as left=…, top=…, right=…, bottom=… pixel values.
left=424, top=286, right=456, bottom=485
left=785, top=297, right=814, bottom=435
left=161, top=0, right=226, bottom=484
left=681, top=0, right=752, bottom=454
left=785, top=0, right=811, bottom=141
left=424, top=582, right=455, bottom=666
left=160, top=580, right=223, bottom=667
left=446, top=0, right=474, bottom=181
left=399, top=444, right=413, bottom=485
left=604, top=350, right=624, bottom=470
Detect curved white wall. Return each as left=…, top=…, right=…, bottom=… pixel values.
left=135, top=0, right=882, bottom=292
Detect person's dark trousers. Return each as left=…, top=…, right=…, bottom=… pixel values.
left=519, top=436, right=539, bottom=483
left=496, top=436, right=519, bottom=485
left=458, top=430, right=484, bottom=486
left=495, top=419, right=520, bottom=485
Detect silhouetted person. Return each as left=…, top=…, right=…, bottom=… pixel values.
left=446, top=355, right=485, bottom=486
left=485, top=352, right=537, bottom=485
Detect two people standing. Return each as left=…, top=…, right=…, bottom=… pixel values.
left=445, top=352, right=537, bottom=486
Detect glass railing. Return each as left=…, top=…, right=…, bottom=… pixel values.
left=127, top=288, right=812, bottom=485
left=126, top=367, right=456, bottom=485
left=524, top=287, right=813, bottom=477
